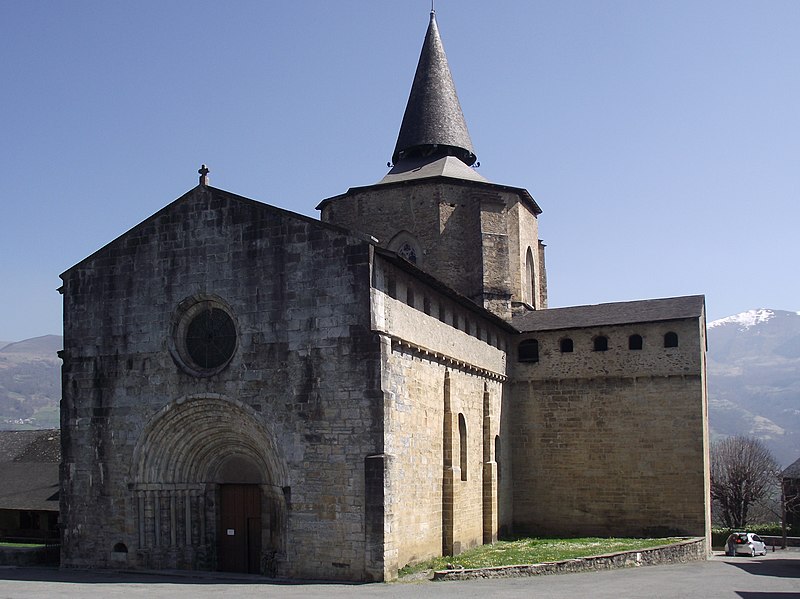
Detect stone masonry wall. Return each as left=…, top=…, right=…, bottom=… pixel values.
left=370, top=256, right=508, bottom=573
left=320, top=179, right=542, bottom=319
left=507, top=200, right=544, bottom=309
left=433, top=537, right=707, bottom=581
left=60, top=186, right=385, bottom=581
left=510, top=317, right=708, bottom=540
left=321, top=181, right=482, bottom=304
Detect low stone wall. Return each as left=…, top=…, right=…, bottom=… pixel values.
left=0, top=545, right=59, bottom=567
left=432, top=538, right=707, bottom=581
left=761, top=536, right=800, bottom=548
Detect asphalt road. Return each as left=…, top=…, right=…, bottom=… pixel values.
left=1, top=551, right=798, bottom=598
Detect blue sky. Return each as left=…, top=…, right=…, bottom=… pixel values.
left=1, top=1, right=798, bottom=341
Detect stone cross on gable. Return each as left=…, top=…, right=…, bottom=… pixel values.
left=198, top=164, right=210, bottom=186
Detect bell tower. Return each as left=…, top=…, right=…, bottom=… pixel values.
left=318, top=10, right=546, bottom=319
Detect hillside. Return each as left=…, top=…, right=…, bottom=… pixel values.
left=0, top=335, right=62, bottom=429
left=707, top=309, right=800, bottom=466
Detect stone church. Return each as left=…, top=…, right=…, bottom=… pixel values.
left=59, top=11, right=709, bottom=581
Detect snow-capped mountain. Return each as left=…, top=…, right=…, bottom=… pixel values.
left=707, top=309, right=800, bottom=466
left=708, top=309, right=798, bottom=330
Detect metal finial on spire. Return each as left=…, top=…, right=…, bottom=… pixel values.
left=198, top=164, right=210, bottom=186
left=431, top=0, right=435, bottom=14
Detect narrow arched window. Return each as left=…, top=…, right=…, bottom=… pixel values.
left=629, top=334, right=643, bottom=350
left=495, top=435, right=501, bottom=481
left=458, top=413, right=467, bottom=481
left=406, top=286, right=415, bottom=308
left=560, top=338, right=573, bottom=353
left=525, top=247, right=535, bottom=306
left=664, top=332, right=679, bottom=348
left=593, top=336, right=609, bottom=352
left=518, top=339, right=539, bottom=362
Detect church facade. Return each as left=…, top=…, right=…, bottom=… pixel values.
left=59, top=12, right=709, bottom=582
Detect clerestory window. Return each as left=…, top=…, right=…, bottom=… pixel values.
left=459, top=414, right=468, bottom=481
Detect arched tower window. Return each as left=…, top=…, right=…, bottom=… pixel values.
left=458, top=413, right=467, bottom=481
left=560, top=338, right=574, bottom=353
left=388, top=231, right=422, bottom=266
left=518, top=339, right=539, bottom=362
left=593, top=336, right=609, bottom=352
left=629, top=334, right=643, bottom=350
left=397, top=243, right=417, bottom=264
left=664, top=332, right=679, bottom=348
left=524, top=247, right=535, bottom=307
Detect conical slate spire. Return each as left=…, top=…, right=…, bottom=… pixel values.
left=391, top=11, right=476, bottom=167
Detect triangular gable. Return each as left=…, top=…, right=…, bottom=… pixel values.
left=61, top=185, right=373, bottom=279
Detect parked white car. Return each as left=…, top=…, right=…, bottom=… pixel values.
left=725, top=532, right=767, bottom=557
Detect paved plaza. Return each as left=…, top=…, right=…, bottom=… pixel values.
left=0, top=551, right=798, bottom=598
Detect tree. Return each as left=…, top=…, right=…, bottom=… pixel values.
left=710, top=436, right=779, bottom=529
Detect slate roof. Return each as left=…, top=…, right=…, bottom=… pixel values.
left=0, top=430, right=60, bottom=512
left=379, top=155, right=488, bottom=185
left=391, top=11, right=476, bottom=167
left=783, top=457, right=800, bottom=480
left=513, top=295, right=706, bottom=333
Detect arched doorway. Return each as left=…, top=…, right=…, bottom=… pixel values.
left=130, top=396, right=288, bottom=575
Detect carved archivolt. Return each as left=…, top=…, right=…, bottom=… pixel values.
left=131, top=394, right=287, bottom=486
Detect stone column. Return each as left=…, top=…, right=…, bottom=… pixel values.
left=365, top=453, right=392, bottom=581
left=442, top=371, right=457, bottom=555
left=482, top=384, right=497, bottom=543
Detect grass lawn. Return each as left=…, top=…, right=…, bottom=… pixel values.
left=0, top=542, right=46, bottom=548
left=399, top=537, right=684, bottom=577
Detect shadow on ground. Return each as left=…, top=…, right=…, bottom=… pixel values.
left=0, top=566, right=366, bottom=586
left=723, top=556, right=800, bottom=579
left=736, top=594, right=800, bottom=598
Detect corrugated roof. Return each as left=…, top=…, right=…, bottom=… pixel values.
left=391, top=11, right=476, bottom=167
left=512, top=295, right=706, bottom=333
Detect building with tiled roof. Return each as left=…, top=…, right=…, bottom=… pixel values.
left=0, top=430, right=60, bottom=542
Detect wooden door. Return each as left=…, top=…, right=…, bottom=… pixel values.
left=218, top=484, right=262, bottom=573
